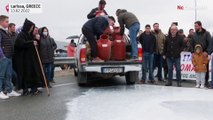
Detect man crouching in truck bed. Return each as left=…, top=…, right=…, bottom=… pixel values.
left=82, top=16, right=115, bottom=62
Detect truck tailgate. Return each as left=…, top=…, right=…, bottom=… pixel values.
left=87, top=61, right=142, bottom=66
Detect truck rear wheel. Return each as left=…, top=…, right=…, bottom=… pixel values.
left=125, top=71, right=139, bottom=85
left=78, top=71, right=88, bottom=86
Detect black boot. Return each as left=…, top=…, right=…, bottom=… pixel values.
left=177, top=81, right=182, bottom=87
left=165, top=80, right=172, bottom=86
left=23, top=89, right=30, bottom=96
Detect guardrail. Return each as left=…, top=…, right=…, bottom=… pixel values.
left=54, top=57, right=75, bottom=65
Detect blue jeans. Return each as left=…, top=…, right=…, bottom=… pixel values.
left=142, top=52, right=154, bottom=81
left=0, top=58, right=13, bottom=93
left=129, top=22, right=140, bottom=58
left=167, top=57, right=181, bottom=82
left=42, top=63, right=53, bottom=81
left=154, top=54, right=163, bottom=80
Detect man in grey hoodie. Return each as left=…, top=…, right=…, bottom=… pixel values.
left=116, top=9, right=140, bottom=60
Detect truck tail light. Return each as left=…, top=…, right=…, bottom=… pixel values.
left=138, top=44, right=143, bottom=62
left=80, top=48, right=86, bottom=63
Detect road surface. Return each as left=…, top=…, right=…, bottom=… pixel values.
left=0, top=70, right=212, bottom=120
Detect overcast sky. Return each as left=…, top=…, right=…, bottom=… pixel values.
left=0, top=0, right=213, bottom=42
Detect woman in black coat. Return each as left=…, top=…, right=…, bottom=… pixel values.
left=13, top=19, right=42, bottom=95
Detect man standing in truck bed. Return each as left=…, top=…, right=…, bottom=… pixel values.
left=87, top=0, right=108, bottom=19
left=116, top=9, right=140, bottom=60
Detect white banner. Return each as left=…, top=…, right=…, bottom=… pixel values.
left=173, top=52, right=212, bottom=81
left=6, top=3, right=42, bottom=14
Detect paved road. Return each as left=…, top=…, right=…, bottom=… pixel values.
left=0, top=70, right=198, bottom=120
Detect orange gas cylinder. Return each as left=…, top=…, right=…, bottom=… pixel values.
left=97, top=35, right=112, bottom=61
left=112, top=35, right=126, bottom=61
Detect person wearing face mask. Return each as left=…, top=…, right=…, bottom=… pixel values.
left=14, top=19, right=42, bottom=95
left=39, top=27, right=57, bottom=86
left=191, top=21, right=212, bottom=88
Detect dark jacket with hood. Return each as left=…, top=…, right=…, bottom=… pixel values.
left=39, top=27, right=57, bottom=63
left=82, top=16, right=109, bottom=37
left=87, top=7, right=108, bottom=19
left=117, top=9, right=140, bottom=35
left=13, top=19, right=42, bottom=90
left=163, top=34, right=184, bottom=58
left=191, top=28, right=212, bottom=54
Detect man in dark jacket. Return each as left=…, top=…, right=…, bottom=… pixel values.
left=188, top=29, right=194, bottom=39
left=116, top=9, right=140, bottom=60
left=82, top=16, right=115, bottom=61
left=14, top=19, right=42, bottom=95
left=163, top=25, right=184, bottom=87
left=191, top=21, right=212, bottom=87
left=139, top=25, right=156, bottom=84
left=8, top=23, right=18, bottom=86
left=39, top=27, right=57, bottom=86
left=0, top=15, right=21, bottom=99
left=87, top=0, right=108, bottom=19
left=8, top=23, right=18, bottom=43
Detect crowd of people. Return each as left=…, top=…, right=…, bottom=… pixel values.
left=137, top=21, right=212, bottom=88
left=0, top=15, right=57, bottom=99
left=82, top=0, right=213, bottom=88
left=1, top=0, right=213, bottom=100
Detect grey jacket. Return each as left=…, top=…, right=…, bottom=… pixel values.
left=117, top=10, right=139, bottom=35
left=39, top=36, right=57, bottom=63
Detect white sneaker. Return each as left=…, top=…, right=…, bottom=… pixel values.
left=195, top=84, right=200, bottom=88
left=7, top=90, right=21, bottom=97
left=200, top=85, right=205, bottom=89
left=0, top=92, right=9, bottom=99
